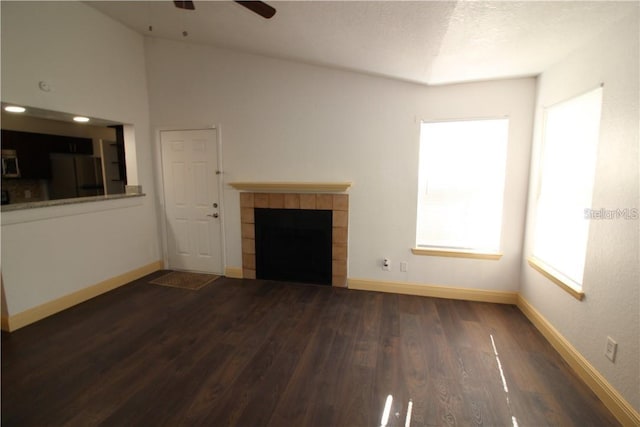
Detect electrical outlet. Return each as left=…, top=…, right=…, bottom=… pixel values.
left=400, top=261, right=408, bottom=272
left=382, top=258, right=391, bottom=271
left=605, top=336, right=617, bottom=362
left=24, top=190, right=31, bottom=199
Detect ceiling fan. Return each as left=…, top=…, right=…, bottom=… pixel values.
left=174, top=1, right=276, bottom=19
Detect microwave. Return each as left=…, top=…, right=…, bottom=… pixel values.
left=1, top=149, right=21, bottom=178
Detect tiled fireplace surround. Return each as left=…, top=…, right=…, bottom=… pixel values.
left=239, top=192, right=349, bottom=287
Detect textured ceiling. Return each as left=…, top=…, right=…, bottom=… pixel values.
left=88, top=1, right=636, bottom=85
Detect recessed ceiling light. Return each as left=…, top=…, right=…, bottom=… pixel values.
left=4, top=106, right=26, bottom=113
left=73, top=116, right=90, bottom=123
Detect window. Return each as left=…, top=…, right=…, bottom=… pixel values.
left=532, top=86, right=603, bottom=292
left=416, top=118, right=509, bottom=255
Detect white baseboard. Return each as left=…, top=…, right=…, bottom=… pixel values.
left=348, top=277, right=518, bottom=304
left=1, top=260, right=163, bottom=332
left=517, top=295, right=640, bottom=427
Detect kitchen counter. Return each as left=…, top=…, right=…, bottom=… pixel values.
left=1, top=193, right=145, bottom=212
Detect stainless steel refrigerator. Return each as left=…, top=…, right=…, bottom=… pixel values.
left=48, top=154, right=104, bottom=199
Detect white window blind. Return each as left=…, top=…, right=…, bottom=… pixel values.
left=416, top=118, right=509, bottom=252
left=533, top=87, right=603, bottom=287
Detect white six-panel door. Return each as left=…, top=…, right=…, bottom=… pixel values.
left=160, top=129, right=222, bottom=274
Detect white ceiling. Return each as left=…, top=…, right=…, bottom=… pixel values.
left=88, top=1, right=636, bottom=85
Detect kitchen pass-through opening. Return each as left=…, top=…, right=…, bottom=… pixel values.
left=254, top=208, right=332, bottom=285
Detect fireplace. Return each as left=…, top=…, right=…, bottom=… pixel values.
left=239, top=191, right=349, bottom=287
left=255, top=208, right=332, bottom=285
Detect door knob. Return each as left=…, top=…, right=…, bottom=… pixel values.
left=207, top=213, right=219, bottom=218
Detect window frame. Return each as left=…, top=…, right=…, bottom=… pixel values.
left=414, top=117, right=510, bottom=259
left=529, top=85, right=604, bottom=300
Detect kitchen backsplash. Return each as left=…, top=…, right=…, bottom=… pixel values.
left=1, top=179, right=48, bottom=203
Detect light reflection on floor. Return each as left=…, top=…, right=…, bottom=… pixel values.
left=379, top=335, right=519, bottom=426
left=490, top=334, right=519, bottom=427
left=379, top=394, right=413, bottom=427
left=404, top=399, right=413, bottom=427
left=380, top=394, right=393, bottom=427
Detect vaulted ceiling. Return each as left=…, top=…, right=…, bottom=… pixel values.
left=88, top=1, right=636, bottom=85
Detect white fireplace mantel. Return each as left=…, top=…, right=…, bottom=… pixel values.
left=228, top=182, right=352, bottom=193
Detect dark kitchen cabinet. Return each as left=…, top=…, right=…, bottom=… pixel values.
left=19, top=139, right=52, bottom=179
left=1, top=130, right=93, bottom=180
left=2, top=130, right=51, bottom=179
left=49, top=137, right=93, bottom=155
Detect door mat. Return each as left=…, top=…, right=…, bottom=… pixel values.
left=149, top=271, right=220, bottom=290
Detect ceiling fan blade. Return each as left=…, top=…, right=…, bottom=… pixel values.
left=174, top=1, right=195, bottom=10
left=235, top=1, right=276, bottom=19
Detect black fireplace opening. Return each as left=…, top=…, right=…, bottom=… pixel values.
left=254, top=208, right=332, bottom=285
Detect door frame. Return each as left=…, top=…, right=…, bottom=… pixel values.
left=154, top=125, right=226, bottom=273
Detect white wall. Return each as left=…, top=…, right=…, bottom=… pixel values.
left=520, top=11, right=640, bottom=411
left=145, top=37, right=535, bottom=292
left=0, top=2, right=160, bottom=315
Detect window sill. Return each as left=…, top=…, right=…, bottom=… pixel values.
left=527, top=257, right=585, bottom=301
left=411, top=247, right=502, bottom=260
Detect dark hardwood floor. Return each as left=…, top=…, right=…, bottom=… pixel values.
left=2, top=272, right=619, bottom=426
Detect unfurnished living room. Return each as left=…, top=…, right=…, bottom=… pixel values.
left=1, top=1, right=638, bottom=426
